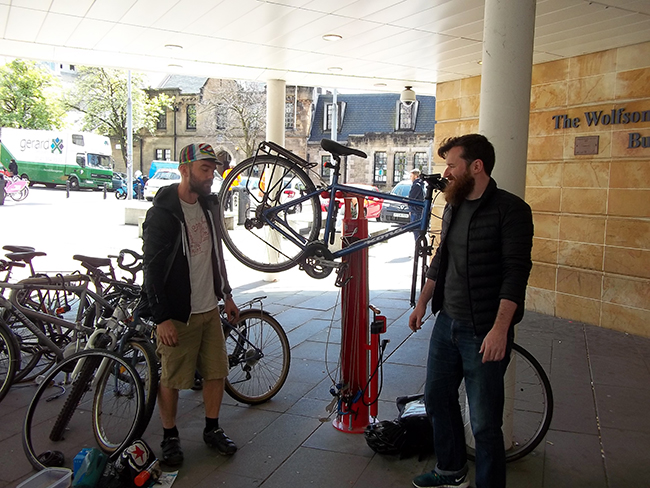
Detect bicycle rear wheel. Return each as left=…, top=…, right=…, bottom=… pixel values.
left=461, top=343, right=553, bottom=462
left=0, top=319, right=19, bottom=402
left=218, top=155, right=321, bottom=273
left=23, top=349, right=144, bottom=470
left=224, top=309, right=290, bottom=404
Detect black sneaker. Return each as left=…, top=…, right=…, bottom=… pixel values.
left=161, top=436, right=184, bottom=466
left=412, top=471, right=469, bottom=488
left=203, top=427, right=237, bottom=455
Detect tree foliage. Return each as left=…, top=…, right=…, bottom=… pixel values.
left=65, top=67, right=172, bottom=165
left=0, top=59, right=65, bottom=129
left=203, top=81, right=266, bottom=158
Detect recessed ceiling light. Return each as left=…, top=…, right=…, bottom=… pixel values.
left=168, top=63, right=183, bottom=69
left=374, top=83, right=387, bottom=87
left=165, top=44, right=183, bottom=51
left=322, top=34, right=342, bottom=42
left=328, top=67, right=343, bottom=72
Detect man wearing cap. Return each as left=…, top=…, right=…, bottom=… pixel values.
left=8, top=159, right=18, bottom=177
left=143, top=142, right=238, bottom=466
left=408, top=168, right=426, bottom=239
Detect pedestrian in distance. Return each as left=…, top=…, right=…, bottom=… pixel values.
left=409, top=134, right=534, bottom=488
left=408, top=168, right=425, bottom=239
left=142, top=142, right=239, bottom=467
left=8, top=159, right=18, bottom=177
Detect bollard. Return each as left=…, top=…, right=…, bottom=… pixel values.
left=0, top=177, right=5, bottom=205
left=66, top=179, right=70, bottom=198
left=103, top=184, right=107, bottom=200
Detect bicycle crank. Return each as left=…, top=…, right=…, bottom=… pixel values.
left=300, top=242, right=338, bottom=279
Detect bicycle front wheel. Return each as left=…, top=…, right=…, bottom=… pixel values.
left=224, top=309, right=290, bottom=404
left=23, top=349, right=144, bottom=470
left=218, top=155, right=321, bottom=273
left=0, top=319, right=19, bottom=402
left=93, top=339, right=157, bottom=453
left=461, top=342, right=553, bottom=462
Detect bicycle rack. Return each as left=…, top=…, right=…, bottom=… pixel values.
left=332, top=194, right=385, bottom=434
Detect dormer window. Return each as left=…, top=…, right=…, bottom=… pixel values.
left=324, top=102, right=346, bottom=132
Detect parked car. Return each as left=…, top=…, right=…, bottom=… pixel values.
left=280, top=177, right=308, bottom=213
left=143, top=169, right=181, bottom=200
left=320, top=183, right=383, bottom=221
left=111, top=172, right=126, bottom=191
left=380, top=180, right=413, bottom=223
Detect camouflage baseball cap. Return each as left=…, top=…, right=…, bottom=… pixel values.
left=179, top=143, right=219, bottom=165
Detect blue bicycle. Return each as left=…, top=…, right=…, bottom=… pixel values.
left=218, top=139, right=446, bottom=285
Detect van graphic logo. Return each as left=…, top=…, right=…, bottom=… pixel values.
left=51, top=138, right=64, bottom=154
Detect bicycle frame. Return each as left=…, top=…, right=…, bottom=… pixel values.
left=255, top=155, right=441, bottom=260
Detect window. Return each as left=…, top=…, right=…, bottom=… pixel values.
left=216, top=104, right=227, bottom=130
left=414, top=152, right=428, bottom=172
left=186, top=104, right=197, bottom=130
left=393, top=152, right=407, bottom=184
left=157, top=111, right=167, bottom=130
left=324, top=102, right=346, bottom=131
left=71, top=134, right=84, bottom=146
left=373, top=152, right=387, bottom=185
left=155, top=149, right=172, bottom=161
left=285, top=99, right=295, bottom=130
left=396, top=101, right=419, bottom=131
left=321, top=155, right=332, bottom=178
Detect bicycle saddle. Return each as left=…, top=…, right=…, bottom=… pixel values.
left=321, top=139, right=367, bottom=159
left=5, top=251, right=46, bottom=262
left=73, top=254, right=112, bottom=268
left=3, top=245, right=36, bottom=253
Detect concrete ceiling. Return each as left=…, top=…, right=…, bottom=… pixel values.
left=0, top=0, right=649, bottom=94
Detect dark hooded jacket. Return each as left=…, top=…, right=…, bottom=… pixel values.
left=426, top=178, right=533, bottom=334
left=142, top=184, right=232, bottom=325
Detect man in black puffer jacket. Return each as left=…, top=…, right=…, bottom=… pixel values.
left=409, top=134, right=533, bottom=488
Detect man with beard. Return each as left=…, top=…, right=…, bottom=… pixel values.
left=143, top=143, right=239, bottom=467
left=409, top=134, right=533, bottom=488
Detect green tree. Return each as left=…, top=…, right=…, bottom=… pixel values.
left=202, top=80, right=266, bottom=158
left=65, top=67, right=172, bottom=165
left=0, top=59, right=65, bottom=129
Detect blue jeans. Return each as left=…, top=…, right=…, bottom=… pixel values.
left=424, top=311, right=512, bottom=488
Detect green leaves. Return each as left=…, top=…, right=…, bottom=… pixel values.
left=65, top=67, right=172, bottom=164
left=0, top=60, right=65, bottom=129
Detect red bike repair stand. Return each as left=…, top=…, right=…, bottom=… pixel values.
left=333, top=195, right=385, bottom=434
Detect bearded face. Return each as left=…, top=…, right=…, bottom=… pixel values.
left=187, top=162, right=215, bottom=197
left=443, top=163, right=475, bottom=206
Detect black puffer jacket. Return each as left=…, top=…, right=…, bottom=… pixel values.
left=142, top=184, right=232, bottom=325
left=426, top=178, right=533, bottom=335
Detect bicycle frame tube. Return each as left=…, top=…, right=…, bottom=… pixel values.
left=256, top=167, right=433, bottom=259
left=3, top=278, right=114, bottom=361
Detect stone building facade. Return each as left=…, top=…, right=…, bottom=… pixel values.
left=114, top=76, right=314, bottom=176
left=431, top=41, right=650, bottom=337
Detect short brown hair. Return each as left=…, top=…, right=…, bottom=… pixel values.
left=437, top=134, right=495, bottom=176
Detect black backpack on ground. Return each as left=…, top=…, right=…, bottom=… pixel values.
left=364, top=394, right=434, bottom=460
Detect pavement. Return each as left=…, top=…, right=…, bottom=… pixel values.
left=1, top=187, right=650, bottom=487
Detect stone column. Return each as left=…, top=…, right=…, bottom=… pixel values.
left=478, top=0, right=536, bottom=199
left=264, top=79, right=286, bottom=282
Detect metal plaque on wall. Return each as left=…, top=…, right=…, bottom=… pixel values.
left=574, top=136, right=599, bottom=155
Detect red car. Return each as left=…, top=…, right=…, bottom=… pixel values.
left=319, top=183, right=383, bottom=221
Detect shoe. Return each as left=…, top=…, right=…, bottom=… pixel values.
left=412, top=471, right=469, bottom=488
left=203, top=427, right=237, bottom=455
left=191, top=376, right=203, bottom=391
left=160, top=436, right=184, bottom=466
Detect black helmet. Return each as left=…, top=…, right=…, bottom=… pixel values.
left=364, top=420, right=406, bottom=455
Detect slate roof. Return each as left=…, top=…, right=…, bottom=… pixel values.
left=158, top=75, right=208, bottom=94
left=308, top=93, right=436, bottom=143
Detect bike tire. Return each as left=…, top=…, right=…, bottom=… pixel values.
left=0, top=319, right=19, bottom=402
left=218, top=155, right=321, bottom=273
left=461, top=343, right=553, bottom=462
left=92, top=339, right=157, bottom=453
left=23, top=349, right=145, bottom=470
left=49, top=353, right=103, bottom=442
left=224, top=309, right=290, bottom=404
